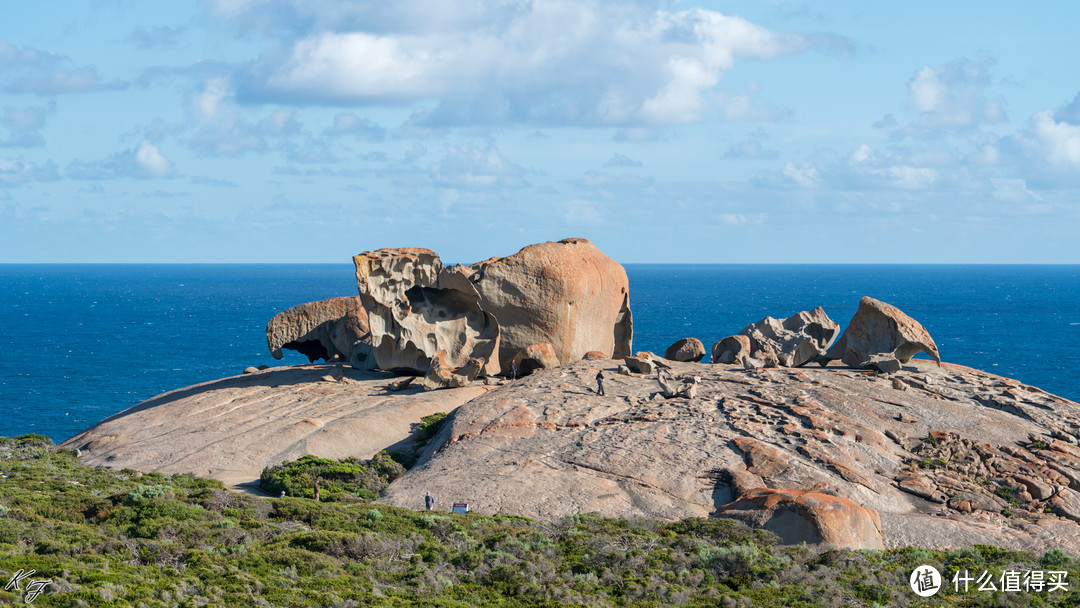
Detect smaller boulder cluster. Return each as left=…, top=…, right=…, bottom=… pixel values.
left=653, top=296, right=939, bottom=376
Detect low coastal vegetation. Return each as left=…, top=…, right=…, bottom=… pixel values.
left=259, top=452, right=406, bottom=501
left=1, top=435, right=1077, bottom=607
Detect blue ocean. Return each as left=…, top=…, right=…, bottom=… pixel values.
left=2, top=264, right=1079, bottom=442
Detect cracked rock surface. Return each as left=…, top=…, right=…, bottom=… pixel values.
left=380, top=358, right=1080, bottom=553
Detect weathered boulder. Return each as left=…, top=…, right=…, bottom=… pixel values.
left=742, top=346, right=779, bottom=370
left=1014, top=475, right=1054, bottom=501
left=625, top=352, right=671, bottom=375
left=1050, top=487, right=1080, bottom=523
left=421, top=350, right=486, bottom=391
left=582, top=351, right=607, bottom=361
left=657, top=370, right=699, bottom=399
left=664, top=338, right=706, bottom=362
left=625, top=356, right=657, bottom=374
left=352, top=239, right=632, bottom=376
left=266, top=296, right=370, bottom=363
left=866, top=353, right=902, bottom=374
left=712, top=335, right=751, bottom=364
left=739, top=307, right=839, bottom=367
left=823, top=297, right=941, bottom=370
left=353, top=248, right=500, bottom=375
left=466, top=238, right=632, bottom=367
left=511, top=342, right=560, bottom=377
left=716, top=489, right=885, bottom=550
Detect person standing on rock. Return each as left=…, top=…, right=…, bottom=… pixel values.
left=509, top=360, right=517, bottom=381
left=596, top=370, right=606, bottom=396
left=425, top=490, right=435, bottom=511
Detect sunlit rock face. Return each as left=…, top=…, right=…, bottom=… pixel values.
left=823, top=296, right=941, bottom=372
left=351, top=239, right=633, bottom=377
left=266, top=296, right=369, bottom=363
left=465, top=238, right=633, bottom=368
left=738, top=307, right=840, bottom=368
left=353, top=247, right=500, bottom=376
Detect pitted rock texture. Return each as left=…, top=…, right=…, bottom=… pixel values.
left=380, top=358, right=1080, bottom=553
left=63, top=365, right=490, bottom=489
left=353, top=248, right=500, bottom=376
left=824, top=296, right=941, bottom=370
left=351, top=239, right=632, bottom=376
left=716, top=488, right=885, bottom=550
left=466, top=238, right=632, bottom=367
left=266, top=297, right=369, bottom=362
left=664, top=338, right=706, bottom=362
left=738, top=307, right=840, bottom=367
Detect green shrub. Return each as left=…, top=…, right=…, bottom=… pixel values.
left=259, top=452, right=405, bottom=500
left=1041, top=548, right=1071, bottom=568
left=417, top=412, right=448, bottom=441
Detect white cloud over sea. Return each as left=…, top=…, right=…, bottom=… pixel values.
left=229, top=1, right=834, bottom=127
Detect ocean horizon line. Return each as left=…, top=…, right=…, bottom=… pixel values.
left=3, top=262, right=1080, bottom=267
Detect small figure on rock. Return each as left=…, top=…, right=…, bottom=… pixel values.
left=314, top=478, right=321, bottom=502
left=425, top=490, right=435, bottom=511
left=279, top=490, right=286, bottom=498
left=596, top=370, right=606, bottom=396
left=509, top=359, right=517, bottom=381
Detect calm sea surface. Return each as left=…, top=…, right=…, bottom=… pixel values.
left=2, top=264, right=1079, bottom=442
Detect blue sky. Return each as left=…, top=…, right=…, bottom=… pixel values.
left=2, top=1, right=1079, bottom=263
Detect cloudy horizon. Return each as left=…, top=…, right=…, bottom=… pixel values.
left=2, top=1, right=1078, bottom=264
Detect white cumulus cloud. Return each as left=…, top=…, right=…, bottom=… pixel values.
left=235, top=2, right=829, bottom=127
left=1024, top=111, right=1080, bottom=169
left=906, top=55, right=1005, bottom=132
left=135, top=141, right=175, bottom=178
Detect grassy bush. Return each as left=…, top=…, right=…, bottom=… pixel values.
left=259, top=452, right=405, bottom=501
left=417, top=412, right=448, bottom=441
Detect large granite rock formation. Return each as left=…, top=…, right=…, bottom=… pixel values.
left=266, top=297, right=369, bottom=363
left=823, top=297, right=941, bottom=372
left=65, top=353, right=1080, bottom=553
left=351, top=239, right=632, bottom=377
left=465, top=238, right=633, bottom=367
left=379, top=358, right=1080, bottom=553
left=63, top=365, right=489, bottom=489
left=353, top=248, right=501, bottom=376
left=738, top=307, right=840, bottom=367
